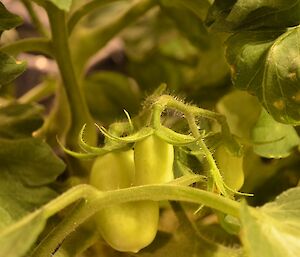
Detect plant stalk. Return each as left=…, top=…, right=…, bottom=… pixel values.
left=46, top=3, right=97, bottom=150
left=31, top=183, right=240, bottom=256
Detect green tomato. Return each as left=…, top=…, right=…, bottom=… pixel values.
left=90, top=151, right=135, bottom=190
left=90, top=150, right=159, bottom=253
left=215, top=144, right=244, bottom=191
left=94, top=201, right=158, bottom=253
left=134, top=134, right=174, bottom=185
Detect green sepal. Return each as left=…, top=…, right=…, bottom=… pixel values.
left=77, top=124, right=124, bottom=154
left=97, top=124, right=154, bottom=143
left=57, top=137, right=100, bottom=159
left=224, top=183, right=254, bottom=197
left=58, top=136, right=127, bottom=159
left=155, top=126, right=199, bottom=146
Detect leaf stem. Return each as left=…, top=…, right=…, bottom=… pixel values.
left=0, top=38, right=52, bottom=56
left=18, top=78, right=56, bottom=104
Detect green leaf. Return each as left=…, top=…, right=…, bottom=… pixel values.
left=0, top=52, right=26, bottom=86
left=0, top=211, right=46, bottom=257
left=84, top=71, right=140, bottom=123
left=240, top=187, right=300, bottom=257
left=135, top=217, right=242, bottom=257
left=48, top=0, right=72, bottom=11
left=0, top=138, right=65, bottom=257
left=216, top=90, right=261, bottom=140
left=170, top=0, right=210, bottom=20
left=206, top=0, right=300, bottom=31
left=226, top=27, right=300, bottom=125
left=0, top=103, right=43, bottom=139
left=71, top=0, right=155, bottom=75
left=0, top=2, right=22, bottom=34
left=251, top=109, right=300, bottom=158
left=33, top=0, right=72, bottom=11
left=159, top=0, right=209, bottom=49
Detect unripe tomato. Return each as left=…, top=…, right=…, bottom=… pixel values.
left=90, top=151, right=159, bottom=253
left=214, top=144, right=244, bottom=191
left=90, top=151, right=135, bottom=190
left=134, top=134, right=174, bottom=185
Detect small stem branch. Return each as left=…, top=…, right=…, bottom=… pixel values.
left=170, top=201, right=200, bottom=236
left=31, top=201, right=87, bottom=257
left=21, top=0, right=49, bottom=37
left=152, top=104, right=164, bottom=129
left=18, top=78, right=56, bottom=104
left=0, top=38, right=52, bottom=56
left=52, top=222, right=98, bottom=257
left=46, top=3, right=97, bottom=149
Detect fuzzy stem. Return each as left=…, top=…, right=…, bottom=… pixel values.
left=152, top=95, right=229, bottom=195
left=185, top=113, right=228, bottom=196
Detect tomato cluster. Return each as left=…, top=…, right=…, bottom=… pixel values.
left=89, top=135, right=174, bottom=252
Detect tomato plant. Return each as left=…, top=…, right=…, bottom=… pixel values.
left=0, top=1, right=299, bottom=257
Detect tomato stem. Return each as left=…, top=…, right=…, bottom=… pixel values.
left=46, top=3, right=97, bottom=150
left=30, top=182, right=240, bottom=256
left=186, top=113, right=228, bottom=196
left=152, top=95, right=229, bottom=196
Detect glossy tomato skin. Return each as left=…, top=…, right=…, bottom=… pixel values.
left=134, top=135, right=174, bottom=185
left=215, top=144, right=244, bottom=191
left=90, top=150, right=159, bottom=253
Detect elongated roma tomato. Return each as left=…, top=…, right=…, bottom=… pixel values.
left=215, top=144, right=244, bottom=191
left=134, top=134, right=174, bottom=185
left=90, top=150, right=159, bottom=253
